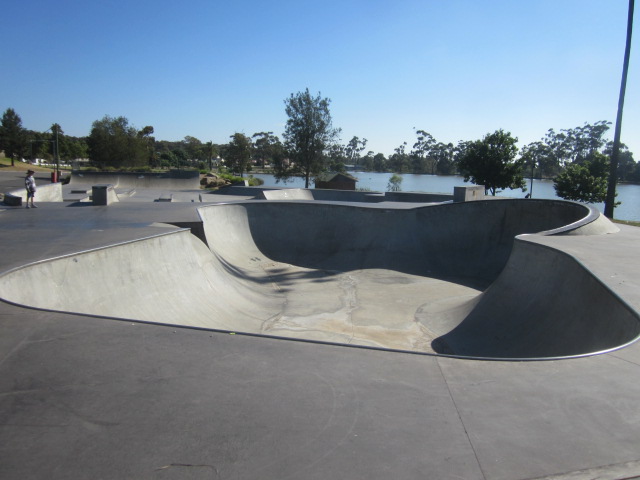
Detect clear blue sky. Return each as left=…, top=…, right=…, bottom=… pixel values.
left=2, top=0, right=638, bottom=157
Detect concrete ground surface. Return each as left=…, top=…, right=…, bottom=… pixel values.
left=1, top=184, right=640, bottom=479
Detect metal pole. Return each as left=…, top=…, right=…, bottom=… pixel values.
left=55, top=126, right=60, bottom=177
left=529, top=160, right=534, bottom=198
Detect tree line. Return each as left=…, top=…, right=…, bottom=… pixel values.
left=1, top=92, right=638, bottom=204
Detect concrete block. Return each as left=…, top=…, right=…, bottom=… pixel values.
left=92, top=184, right=119, bottom=205
left=454, top=185, right=485, bottom=202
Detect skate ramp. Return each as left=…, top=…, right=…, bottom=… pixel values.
left=432, top=238, right=640, bottom=358
left=0, top=199, right=637, bottom=359
left=5, top=182, right=63, bottom=202
left=259, top=188, right=314, bottom=200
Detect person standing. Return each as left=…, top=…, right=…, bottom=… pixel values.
left=25, top=170, right=37, bottom=208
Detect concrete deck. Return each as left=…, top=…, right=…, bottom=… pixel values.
left=1, top=193, right=640, bottom=479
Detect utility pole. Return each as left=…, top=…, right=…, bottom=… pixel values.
left=55, top=126, right=60, bottom=177
left=604, top=0, right=634, bottom=218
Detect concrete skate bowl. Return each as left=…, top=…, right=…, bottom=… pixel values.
left=0, top=199, right=638, bottom=360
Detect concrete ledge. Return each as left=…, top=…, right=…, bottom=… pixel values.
left=3, top=193, right=22, bottom=206
left=384, top=191, right=453, bottom=203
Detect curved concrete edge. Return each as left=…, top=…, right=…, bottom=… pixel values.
left=560, top=210, right=620, bottom=235
left=5, top=182, right=63, bottom=202
left=202, top=198, right=593, bottom=288
left=542, top=203, right=620, bottom=236
left=433, top=236, right=640, bottom=358
left=0, top=229, right=283, bottom=330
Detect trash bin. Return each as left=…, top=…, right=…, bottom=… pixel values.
left=51, top=171, right=58, bottom=183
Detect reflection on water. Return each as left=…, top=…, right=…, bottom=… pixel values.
left=251, top=172, right=640, bottom=222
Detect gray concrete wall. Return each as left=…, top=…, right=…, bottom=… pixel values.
left=218, top=185, right=454, bottom=203
left=70, top=170, right=201, bottom=189
left=384, top=191, right=453, bottom=203
left=223, top=199, right=590, bottom=287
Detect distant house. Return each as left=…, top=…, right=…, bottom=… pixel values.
left=314, top=172, right=358, bottom=190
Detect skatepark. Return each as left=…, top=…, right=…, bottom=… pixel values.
left=1, top=170, right=640, bottom=479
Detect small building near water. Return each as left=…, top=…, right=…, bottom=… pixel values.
left=314, top=172, right=358, bottom=191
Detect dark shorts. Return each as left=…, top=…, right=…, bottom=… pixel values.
left=26, top=190, right=35, bottom=199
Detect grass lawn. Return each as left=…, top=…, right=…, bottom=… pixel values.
left=0, top=157, right=56, bottom=172
left=613, top=219, right=640, bottom=227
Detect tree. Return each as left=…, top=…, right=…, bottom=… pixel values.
left=252, top=132, right=281, bottom=168
left=540, top=121, right=611, bottom=168
left=138, top=126, right=156, bottom=167
left=388, top=142, right=410, bottom=173
left=411, top=130, right=436, bottom=174
left=0, top=108, right=27, bottom=166
left=431, top=142, right=456, bottom=175
left=457, top=129, right=525, bottom=196
left=280, top=89, right=340, bottom=188
left=225, top=133, right=253, bottom=177
left=372, top=153, right=387, bottom=172
left=182, top=136, right=205, bottom=163
left=604, top=142, right=636, bottom=181
left=554, top=153, right=610, bottom=203
left=327, top=143, right=347, bottom=170
left=387, top=173, right=402, bottom=192
left=344, top=136, right=367, bottom=166
left=87, top=115, right=149, bottom=169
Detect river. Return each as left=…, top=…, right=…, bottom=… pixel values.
left=250, top=172, right=640, bottom=222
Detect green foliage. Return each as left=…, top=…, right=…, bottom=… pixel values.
left=457, top=129, right=525, bottom=196
left=344, top=136, right=367, bottom=166
left=225, top=133, right=253, bottom=177
left=249, top=176, right=264, bottom=186
left=387, top=173, right=403, bottom=192
left=217, top=173, right=263, bottom=186
left=553, top=153, right=610, bottom=203
left=0, top=108, right=28, bottom=166
left=280, top=88, right=340, bottom=188
left=388, top=142, right=410, bottom=173
left=523, top=121, right=612, bottom=178
left=411, top=130, right=436, bottom=174
left=87, top=115, right=149, bottom=169
left=252, top=132, right=283, bottom=168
